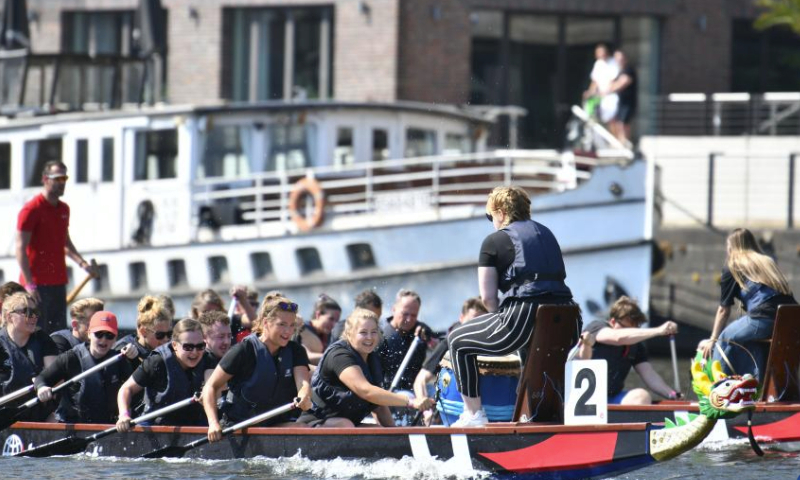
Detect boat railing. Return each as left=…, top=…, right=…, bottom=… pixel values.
left=191, top=150, right=599, bottom=230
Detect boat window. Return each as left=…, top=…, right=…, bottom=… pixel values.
left=335, top=127, right=355, bottom=167
left=0, top=269, right=4, bottom=284
left=208, top=256, right=230, bottom=284
left=167, top=259, right=188, bottom=288
left=267, top=123, right=317, bottom=171
left=102, top=137, right=114, bottom=182
left=76, top=139, right=89, bottom=183
left=0, top=143, right=10, bottom=190
left=66, top=267, right=74, bottom=292
left=296, top=247, right=323, bottom=276
left=251, top=252, right=274, bottom=280
left=405, top=128, right=437, bottom=157
left=24, top=138, right=63, bottom=187
left=129, top=262, right=148, bottom=291
left=445, top=133, right=470, bottom=155
left=372, top=129, right=389, bottom=161
left=92, top=264, right=110, bottom=293
left=346, top=243, right=376, bottom=270
left=134, top=129, right=178, bottom=180
left=198, top=124, right=252, bottom=179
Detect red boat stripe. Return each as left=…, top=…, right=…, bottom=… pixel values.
left=478, top=432, right=618, bottom=472
left=732, top=412, right=800, bottom=442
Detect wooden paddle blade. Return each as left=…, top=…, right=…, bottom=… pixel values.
left=15, top=436, right=88, bottom=457
left=140, top=444, right=190, bottom=459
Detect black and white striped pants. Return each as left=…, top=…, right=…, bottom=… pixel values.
left=447, top=297, right=574, bottom=398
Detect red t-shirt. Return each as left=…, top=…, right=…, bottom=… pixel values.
left=17, top=194, right=70, bottom=286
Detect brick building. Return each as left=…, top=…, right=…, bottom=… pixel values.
left=10, top=0, right=800, bottom=147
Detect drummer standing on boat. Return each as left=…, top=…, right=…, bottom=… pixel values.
left=16, top=161, right=96, bottom=335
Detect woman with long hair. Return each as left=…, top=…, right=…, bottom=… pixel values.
left=701, top=228, right=796, bottom=378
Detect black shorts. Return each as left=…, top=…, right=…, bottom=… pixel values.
left=616, top=104, right=636, bottom=123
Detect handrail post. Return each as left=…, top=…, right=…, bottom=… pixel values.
left=504, top=154, right=512, bottom=185
left=707, top=152, right=716, bottom=228
left=432, top=157, right=440, bottom=209
left=365, top=162, right=373, bottom=214
left=789, top=153, right=796, bottom=229
left=255, top=176, right=263, bottom=234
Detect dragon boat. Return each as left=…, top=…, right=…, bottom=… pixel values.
left=0, top=307, right=761, bottom=480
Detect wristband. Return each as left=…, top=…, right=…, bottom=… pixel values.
left=668, top=390, right=678, bottom=400
left=25, top=282, right=37, bottom=291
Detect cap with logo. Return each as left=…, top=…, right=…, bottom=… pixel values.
left=88, top=311, right=118, bottom=336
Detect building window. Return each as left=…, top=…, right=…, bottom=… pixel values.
left=134, top=129, right=178, bottom=180
left=198, top=124, right=253, bottom=179
left=102, top=137, right=114, bottom=182
left=129, top=262, right=148, bottom=291
left=93, top=264, right=110, bottom=293
left=24, top=139, right=62, bottom=187
left=0, top=143, right=10, bottom=190
left=167, top=259, right=187, bottom=288
left=296, top=247, right=323, bottom=276
left=346, top=243, right=376, bottom=270
left=251, top=252, right=274, bottom=280
left=76, top=139, right=89, bottom=183
left=372, top=129, right=389, bottom=161
left=208, top=256, right=230, bottom=284
left=335, top=127, right=354, bottom=167
left=224, top=6, right=333, bottom=101
left=405, top=128, right=437, bottom=157
left=732, top=19, right=800, bottom=93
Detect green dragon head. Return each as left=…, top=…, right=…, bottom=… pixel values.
left=690, top=351, right=758, bottom=420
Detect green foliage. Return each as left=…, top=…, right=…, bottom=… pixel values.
left=755, top=0, right=800, bottom=35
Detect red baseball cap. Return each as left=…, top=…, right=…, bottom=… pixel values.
left=88, top=311, right=118, bottom=336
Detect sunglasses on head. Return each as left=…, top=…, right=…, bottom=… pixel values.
left=152, top=330, right=172, bottom=340
left=277, top=301, right=298, bottom=313
left=12, top=308, right=40, bottom=318
left=93, top=331, right=115, bottom=341
left=179, top=342, right=206, bottom=352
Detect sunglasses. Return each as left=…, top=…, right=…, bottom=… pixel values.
left=152, top=330, right=172, bottom=340
left=47, top=174, right=69, bottom=183
left=12, top=308, right=40, bottom=318
left=179, top=342, right=206, bottom=352
left=278, top=302, right=299, bottom=313
left=485, top=213, right=493, bottom=222
left=93, top=331, right=116, bottom=340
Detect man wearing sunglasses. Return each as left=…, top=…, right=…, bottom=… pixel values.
left=16, top=160, right=97, bottom=335
left=35, top=311, right=137, bottom=424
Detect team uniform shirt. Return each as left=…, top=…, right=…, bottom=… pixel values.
left=17, top=194, right=70, bottom=286
left=132, top=350, right=219, bottom=393
left=51, top=332, right=85, bottom=355
left=219, top=339, right=309, bottom=379
left=0, top=330, right=60, bottom=384
left=583, top=319, right=648, bottom=396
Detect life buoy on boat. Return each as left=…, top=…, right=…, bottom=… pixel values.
left=288, top=177, right=325, bottom=232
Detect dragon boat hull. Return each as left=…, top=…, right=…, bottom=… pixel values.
left=0, top=421, right=664, bottom=479
left=608, top=402, right=800, bottom=446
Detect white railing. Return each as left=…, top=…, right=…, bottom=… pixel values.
left=191, top=150, right=600, bottom=228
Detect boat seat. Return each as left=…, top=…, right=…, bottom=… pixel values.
left=760, top=304, right=800, bottom=402
left=512, top=304, right=581, bottom=423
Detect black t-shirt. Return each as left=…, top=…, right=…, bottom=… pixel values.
left=34, top=348, right=132, bottom=390
left=479, top=230, right=515, bottom=275
left=584, top=320, right=648, bottom=396
left=51, top=333, right=84, bottom=355
left=132, top=350, right=218, bottom=392
left=376, top=319, right=432, bottom=391
left=319, top=345, right=379, bottom=390
left=219, top=339, right=309, bottom=379
left=617, top=65, right=637, bottom=108
left=719, top=266, right=797, bottom=320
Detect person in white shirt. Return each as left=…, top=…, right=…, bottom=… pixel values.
left=583, top=43, right=620, bottom=125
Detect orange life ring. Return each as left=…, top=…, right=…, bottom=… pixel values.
left=288, top=177, right=325, bottom=232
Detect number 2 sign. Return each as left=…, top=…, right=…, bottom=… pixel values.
left=565, top=359, right=608, bottom=425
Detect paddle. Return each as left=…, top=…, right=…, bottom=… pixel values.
left=389, top=335, right=423, bottom=392
left=0, top=385, right=35, bottom=408
left=140, top=401, right=296, bottom=459
left=15, top=394, right=201, bottom=457
left=669, top=335, right=681, bottom=394
left=0, top=351, right=125, bottom=431
left=227, top=297, right=238, bottom=318
left=66, top=259, right=98, bottom=304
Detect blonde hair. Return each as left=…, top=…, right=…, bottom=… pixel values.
left=726, top=228, right=792, bottom=295
left=70, top=297, right=104, bottom=323
left=486, top=186, right=531, bottom=227
left=253, top=292, right=297, bottom=335
left=342, top=308, right=381, bottom=344
left=172, top=318, right=203, bottom=338
left=136, top=295, right=172, bottom=330
left=1, top=292, right=36, bottom=326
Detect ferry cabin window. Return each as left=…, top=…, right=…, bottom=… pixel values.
left=198, top=125, right=252, bottom=178
left=167, top=259, right=188, bottom=288
left=66, top=267, right=74, bottom=292
left=134, top=130, right=178, bottom=180
left=372, top=129, right=389, bottom=161
left=405, top=128, right=437, bottom=158
left=75, top=139, right=89, bottom=183
left=296, top=247, right=323, bottom=276
left=346, top=244, right=376, bottom=270
left=129, top=262, right=148, bottom=291
left=0, top=269, right=4, bottom=285
left=92, top=264, right=110, bottom=293
left=208, top=256, right=230, bottom=284
left=251, top=252, right=274, bottom=280
left=444, top=133, right=470, bottom=155
left=267, top=123, right=317, bottom=171
left=102, top=137, right=114, bottom=182
left=24, top=139, right=63, bottom=187
left=335, top=127, right=355, bottom=167
left=0, top=143, right=10, bottom=190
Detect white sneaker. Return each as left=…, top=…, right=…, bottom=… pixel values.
left=451, top=409, right=488, bottom=427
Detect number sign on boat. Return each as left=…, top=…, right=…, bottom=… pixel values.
left=565, top=359, right=607, bottom=425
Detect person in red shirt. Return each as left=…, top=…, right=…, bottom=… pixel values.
left=16, top=161, right=95, bottom=334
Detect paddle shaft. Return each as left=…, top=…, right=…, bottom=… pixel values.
left=669, top=335, right=681, bottom=393
left=96, top=395, right=200, bottom=441
left=227, top=297, right=238, bottom=318
left=390, top=336, right=422, bottom=392
left=0, top=385, right=34, bottom=408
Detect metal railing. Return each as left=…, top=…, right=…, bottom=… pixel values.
left=191, top=150, right=601, bottom=229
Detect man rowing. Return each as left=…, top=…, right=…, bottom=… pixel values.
left=50, top=297, right=104, bottom=354
left=376, top=289, right=433, bottom=392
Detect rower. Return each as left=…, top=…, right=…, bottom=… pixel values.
left=331, top=289, right=383, bottom=342
left=116, top=319, right=216, bottom=430
left=113, top=295, right=173, bottom=369
left=229, top=285, right=260, bottom=342
left=198, top=310, right=232, bottom=361
left=50, top=297, right=104, bottom=354
left=298, top=294, right=342, bottom=365
left=0, top=282, right=26, bottom=314
left=189, top=289, right=225, bottom=319
left=35, top=311, right=137, bottom=423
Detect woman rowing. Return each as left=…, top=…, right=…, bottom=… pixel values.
left=202, top=294, right=312, bottom=442
left=0, top=292, right=58, bottom=421
left=113, top=295, right=173, bottom=369
left=298, top=308, right=433, bottom=427
left=448, top=185, right=576, bottom=427
left=35, top=311, right=137, bottom=423
left=701, top=228, right=797, bottom=378
left=116, top=318, right=216, bottom=430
